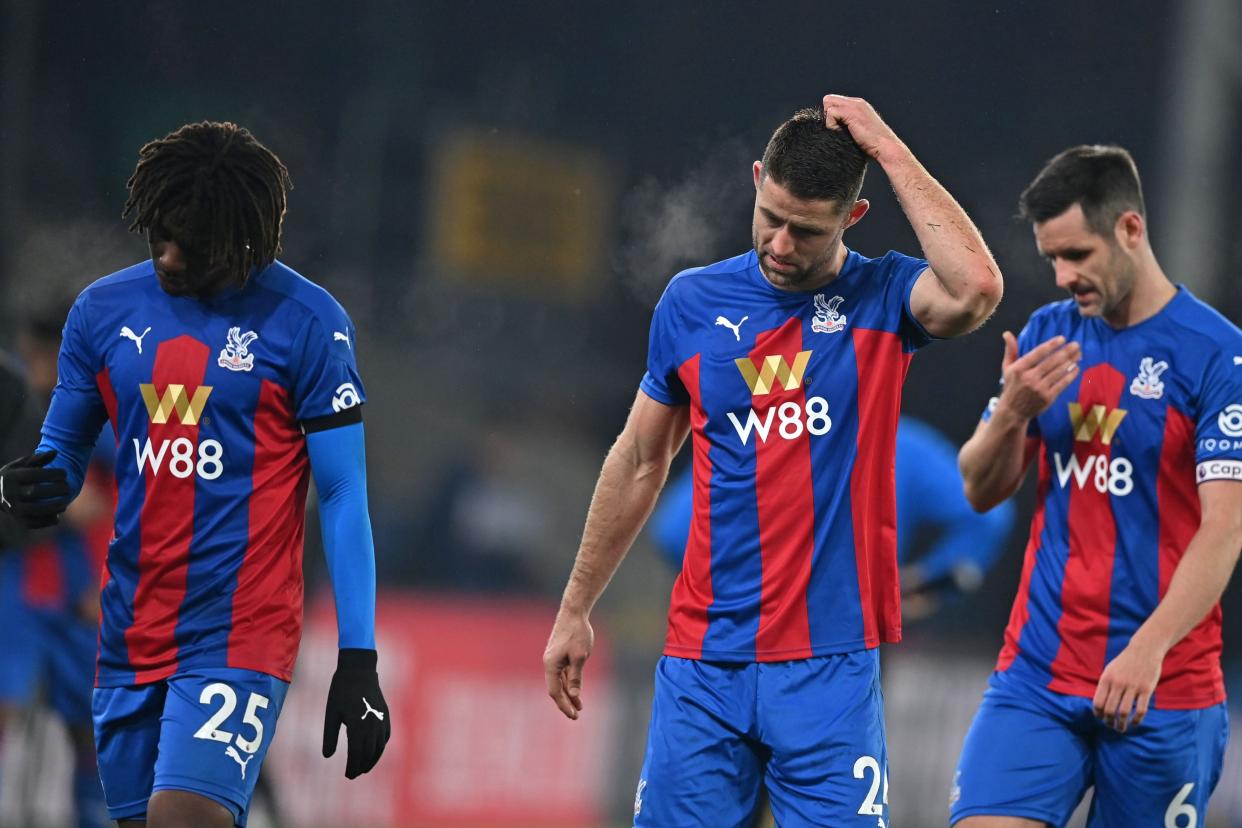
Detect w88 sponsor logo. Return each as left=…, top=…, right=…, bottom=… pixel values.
left=134, top=438, right=224, bottom=480
left=1053, top=452, right=1133, bottom=496
left=727, top=396, right=831, bottom=445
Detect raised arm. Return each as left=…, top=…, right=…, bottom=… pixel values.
left=959, top=331, right=1080, bottom=511
left=822, top=94, right=1002, bottom=338
left=543, top=390, right=690, bottom=719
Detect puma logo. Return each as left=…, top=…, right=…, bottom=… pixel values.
left=714, top=315, right=748, bottom=341
left=225, top=745, right=254, bottom=779
left=362, top=697, right=385, bottom=722
left=334, top=331, right=351, bottom=348
left=120, top=326, right=152, bottom=354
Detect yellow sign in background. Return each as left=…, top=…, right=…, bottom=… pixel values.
left=428, top=130, right=612, bottom=297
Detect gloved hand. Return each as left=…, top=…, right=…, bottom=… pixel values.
left=322, top=648, right=391, bottom=779
left=0, top=451, right=70, bottom=530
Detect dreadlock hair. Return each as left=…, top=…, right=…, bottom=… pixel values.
left=123, top=121, right=292, bottom=286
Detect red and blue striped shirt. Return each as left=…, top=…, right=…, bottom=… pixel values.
left=641, top=248, right=931, bottom=661
left=42, top=260, right=365, bottom=687
left=989, top=287, right=1242, bottom=708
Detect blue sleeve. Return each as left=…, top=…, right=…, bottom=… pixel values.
left=290, top=303, right=367, bottom=423
left=35, top=432, right=94, bottom=503
left=1193, top=329, right=1242, bottom=478
left=896, top=418, right=1014, bottom=585
left=886, top=251, right=935, bottom=351
left=639, top=281, right=689, bottom=405
left=913, top=498, right=1015, bottom=587
left=306, top=422, right=377, bottom=649
left=43, top=297, right=108, bottom=448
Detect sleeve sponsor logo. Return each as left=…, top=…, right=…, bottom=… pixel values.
left=331, top=382, right=361, bottom=413
left=1217, top=404, right=1242, bottom=438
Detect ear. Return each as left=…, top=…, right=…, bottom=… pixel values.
left=843, top=199, right=870, bottom=230
left=753, top=160, right=763, bottom=190
left=1113, top=210, right=1144, bottom=251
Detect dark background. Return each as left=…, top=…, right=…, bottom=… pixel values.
left=1, top=2, right=1239, bottom=824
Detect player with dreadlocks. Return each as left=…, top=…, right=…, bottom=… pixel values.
left=0, top=121, right=391, bottom=828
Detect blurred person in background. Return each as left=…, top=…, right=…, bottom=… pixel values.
left=545, top=94, right=1003, bottom=827
left=0, top=121, right=390, bottom=828
left=952, top=145, right=1242, bottom=827
left=651, top=415, right=1016, bottom=620
left=0, top=306, right=111, bottom=828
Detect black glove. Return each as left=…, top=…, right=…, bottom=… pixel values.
left=322, top=648, right=391, bottom=779
left=0, top=451, right=71, bottom=530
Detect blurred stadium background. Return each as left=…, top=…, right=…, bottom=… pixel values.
left=1, top=1, right=1240, bottom=826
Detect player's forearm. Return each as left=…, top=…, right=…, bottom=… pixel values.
left=1128, top=517, right=1242, bottom=658
left=958, top=405, right=1031, bottom=512
left=35, top=433, right=92, bottom=502
left=307, top=425, right=377, bottom=650
left=559, top=433, right=672, bottom=617
left=880, top=144, right=1002, bottom=331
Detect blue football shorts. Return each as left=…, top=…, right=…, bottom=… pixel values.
left=93, top=667, right=289, bottom=827
left=951, top=669, right=1229, bottom=827
left=634, top=650, right=889, bottom=827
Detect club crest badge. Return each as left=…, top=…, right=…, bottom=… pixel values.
left=218, top=327, right=259, bottom=373
left=812, top=294, right=846, bottom=334
left=1129, top=356, right=1168, bottom=400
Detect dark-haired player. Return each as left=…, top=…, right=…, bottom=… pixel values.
left=0, top=121, right=390, bottom=828
left=951, top=145, right=1242, bottom=827
left=543, top=94, right=1003, bottom=826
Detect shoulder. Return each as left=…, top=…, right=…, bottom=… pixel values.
left=848, top=249, right=927, bottom=279
left=1159, top=289, right=1242, bottom=386
left=1023, top=298, right=1078, bottom=336
left=659, top=250, right=755, bottom=305
left=1166, top=288, right=1242, bottom=347
left=77, top=261, right=156, bottom=306
left=249, top=261, right=354, bottom=333
left=668, top=250, right=755, bottom=289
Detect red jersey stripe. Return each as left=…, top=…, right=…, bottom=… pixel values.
left=997, top=443, right=1049, bottom=671
left=752, top=319, right=814, bottom=657
left=849, top=328, right=909, bottom=647
left=665, top=354, right=712, bottom=659
left=1155, top=406, right=1224, bottom=707
left=22, top=540, right=63, bottom=609
left=96, top=368, right=119, bottom=439
left=127, top=335, right=210, bottom=683
left=227, top=380, right=307, bottom=679
left=1048, top=364, right=1125, bottom=696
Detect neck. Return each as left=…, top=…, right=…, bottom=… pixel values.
left=1104, top=253, right=1176, bottom=328
left=763, top=242, right=849, bottom=293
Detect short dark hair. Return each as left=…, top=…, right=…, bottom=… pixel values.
left=1018, top=145, right=1145, bottom=236
left=122, top=121, right=292, bottom=285
left=760, top=107, right=868, bottom=205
